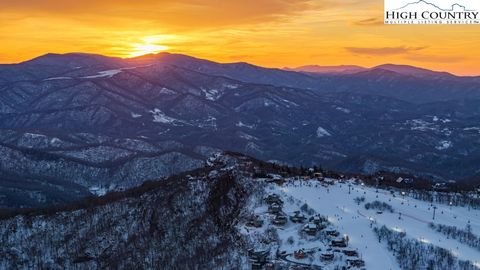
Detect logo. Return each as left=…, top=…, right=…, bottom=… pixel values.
left=384, top=0, right=480, bottom=24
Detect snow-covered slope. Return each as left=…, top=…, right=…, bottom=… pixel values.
left=263, top=178, right=480, bottom=269
left=1, top=153, right=479, bottom=269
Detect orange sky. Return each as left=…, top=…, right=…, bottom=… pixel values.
left=0, top=0, right=479, bottom=75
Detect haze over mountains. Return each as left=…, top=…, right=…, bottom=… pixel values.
left=0, top=52, right=479, bottom=207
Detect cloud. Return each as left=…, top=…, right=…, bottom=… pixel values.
left=353, top=18, right=383, bottom=26
left=345, top=46, right=427, bottom=56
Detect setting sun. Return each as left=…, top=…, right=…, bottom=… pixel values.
left=127, top=36, right=169, bottom=58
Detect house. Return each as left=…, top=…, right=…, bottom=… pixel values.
left=265, top=194, right=284, bottom=205
left=433, top=182, right=449, bottom=191
left=293, top=249, right=307, bottom=260
left=303, top=223, right=318, bottom=236
left=272, top=214, right=288, bottom=226
left=248, top=249, right=269, bottom=265
left=290, top=211, right=307, bottom=223
left=314, top=172, right=323, bottom=178
left=396, top=177, right=404, bottom=183
left=309, top=215, right=327, bottom=225
left=347, top=259, right=365, bottom=267
left=320, top=253, right=334, bottom=261
left=326, top=230, right=340, bottom=237
left=246, top=215, right=264, bottom=228
left=323, top=178, right=335, bottom=185
left=331, top=239, right=347, bottom=248
left=342, top=250, right=358, bottom=257
left=268, top=203, right=282, bottom=214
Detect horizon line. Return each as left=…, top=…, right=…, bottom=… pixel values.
left=0, top=51, right=477, bottom=77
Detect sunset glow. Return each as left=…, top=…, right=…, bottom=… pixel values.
left=127, top=36, right=170, bottom=57
left=0, top=0, right=479, bottom=75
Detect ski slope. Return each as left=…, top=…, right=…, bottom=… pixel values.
left=272, top=180, right=480, bottom=269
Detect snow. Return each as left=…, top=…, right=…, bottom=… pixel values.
left=131, top=112, right=142, bottom=118
left=150, top=108, right=177, bottom=124
left=25, top=133, right=46, bottom=139
left=81, top=65, right=151, bottom=79
left=201, top=88, right=221, bottom=101
left=436, top=140, right=452, bottom=150
left=464, top=127, right=480, bottom=134
left=150, top=108, right=189, bottom=126
left=335, top=107, right=351, bottom=114
left=238, top=132, right=258, bottom=141
left=407, top=119, right=437, bottom=131
left=277, top=97, right=299, bottom=108
left=82, top=69, right=123, bottom=79
left=316, top=127, right=332, bottom=138
left=236, top=121, right=256, bottom=129
left=263, top=99, right=276, bottom=107
left=270, top=180, right=480, bottom=269
left=44, top=77, right=72, bottom=81
left=224, top=83, right=239, bottom=89
left=89, top=186, right=108, bottom=196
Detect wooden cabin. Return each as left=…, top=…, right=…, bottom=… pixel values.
left=331, top=239, right=347, bottom=248
left=268, top=203, right=282, bottom=214
left=290, top=211, right=307, bottom=223
left=342, top=250, right=358, bottom=257
left=265, top=194, right=284, bottom=205
left=347, top=259, right=365, bottom=267
left=303, top=223, right=318, bottom=236
left=320, top=253, right=334, bottom=261
left=293, top=249, right=307, bottom=260
left=326, top=230, right=340, bottom=237
left=246, top=215, right=264, bottom=228
left=272, top=214, right=288, bottom=226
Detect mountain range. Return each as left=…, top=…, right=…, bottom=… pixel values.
left=0, top=52, right=479, bottom=208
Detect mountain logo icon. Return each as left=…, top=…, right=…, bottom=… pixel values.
left=394, top=0, right=475, bottom=11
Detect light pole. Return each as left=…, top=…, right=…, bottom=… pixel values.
left=432, top=206, right=437, bottom=220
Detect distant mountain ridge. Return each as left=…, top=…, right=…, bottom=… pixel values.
left=1, top=52, right=480, bottom=208
left=285, top=62, right=465, bottom=78
left=284, top=65, right=366, bottom=74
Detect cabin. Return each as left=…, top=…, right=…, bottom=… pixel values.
left=342, top=250, right=358, bottom=257
left=303, top=223, right=318, bottom=236
left=246, top=215, right=264, bottom=228
left=272, top=214, right=288, bottom=226
left=293, top=249, right=307, bottom=260
left=268, top=203, right=282, bottom=214
left=433, top=182, right=449, bottom=191
left=290, top=211, right=307, bottom=223
left=331, top=239, right=347, bottom=248
left=347, top=259, right=365, bottom=267
left=323, top=178, right=335, bottom=185
left=309, top=215, right=327, bottom=225
left=265, top=194, right=284, bottom=205
left=249, top=249, right=269, bottom=269
left=326, top=230, right=340, bottom=237
left=320, top=253, right=334, bottom=261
